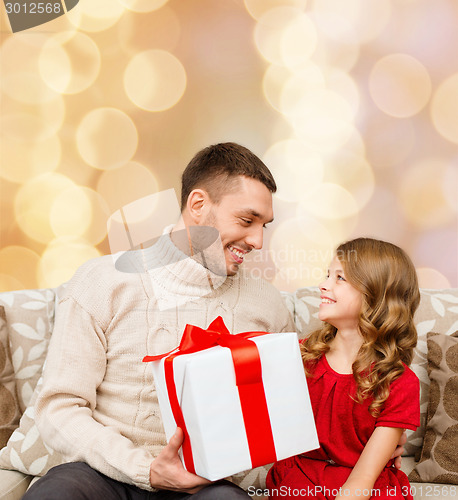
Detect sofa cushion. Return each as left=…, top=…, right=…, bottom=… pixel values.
left=408, top=331, right=458, bottom=485
left=0, top=469, right=33, bottom=500
left=0, top=289, right=55, bottom=413
left=0, top=306, right=21, bottom=449
left=0, top=376, right=65, bottom=476
left=0, top=289, right=63, bottom=477
left=407, top=290, right=458, bottom=457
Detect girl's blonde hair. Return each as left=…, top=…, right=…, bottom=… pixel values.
left=301, top=238, right=420, bottom=417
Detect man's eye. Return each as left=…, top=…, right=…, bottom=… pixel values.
left=241, top=218, right=252, bottom=225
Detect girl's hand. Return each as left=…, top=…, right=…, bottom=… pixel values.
left=391, top=430, right=407, bottom=469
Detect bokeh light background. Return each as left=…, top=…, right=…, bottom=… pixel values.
left=0, top=0, right=457, bottom=292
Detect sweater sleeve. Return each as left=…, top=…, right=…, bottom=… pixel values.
left=375, top=365, right=420, bottom=432
left=35, top=294, right=155, bottom=491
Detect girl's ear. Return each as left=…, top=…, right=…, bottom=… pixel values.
left=186, top=188, right=209, bottom=224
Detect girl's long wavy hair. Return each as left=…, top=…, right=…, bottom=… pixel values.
left=301, top=238, right=420, bottom=417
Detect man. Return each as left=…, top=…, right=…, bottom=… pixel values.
left=25, top=143, right=405, bottom=499
left=24, top=143, right=295, bottom=499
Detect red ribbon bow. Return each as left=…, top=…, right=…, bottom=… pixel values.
left=143, top=317, right=277, bottom=474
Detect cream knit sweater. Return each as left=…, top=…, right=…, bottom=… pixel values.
left=35, top=228, right=295, bottom=491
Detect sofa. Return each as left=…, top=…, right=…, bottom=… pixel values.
left=0, top=284, right=457, bottom=500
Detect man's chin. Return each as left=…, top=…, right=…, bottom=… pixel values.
left=226, top=261, right=241, bottom=276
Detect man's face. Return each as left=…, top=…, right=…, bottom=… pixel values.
left=201, top=176, right=274, bottom=276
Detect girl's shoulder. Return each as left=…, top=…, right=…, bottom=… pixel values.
left=390, top=363, right=419, bottom=390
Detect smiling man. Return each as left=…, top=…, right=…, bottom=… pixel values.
left=26, top=143, right=295, bottom=500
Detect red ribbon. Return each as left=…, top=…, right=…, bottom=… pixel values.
left=143, top=316, right=277, bottom=474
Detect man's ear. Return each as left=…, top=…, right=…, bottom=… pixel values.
left=186, top=188, right=209, bottom=223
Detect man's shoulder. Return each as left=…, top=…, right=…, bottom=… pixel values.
left=63, top=251, right=144, bottom=300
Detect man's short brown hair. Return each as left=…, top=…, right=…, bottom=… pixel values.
left=180, top=142, right=277, bottom=210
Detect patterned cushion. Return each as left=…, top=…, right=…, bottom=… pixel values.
left=408, top=290, right=458, bottom=457
left=0, top=376, right=65, bottom=476
left=0, top=289, right=55, bottom=413
left=409, top=332, right=458, bottom=484
left=0, top=306, right=21, bottom=448
left=0, top=289, right=63, bottom=476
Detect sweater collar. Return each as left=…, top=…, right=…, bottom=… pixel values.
left=139, top=225, right=235, bottom=309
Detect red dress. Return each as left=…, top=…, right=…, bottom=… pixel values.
left=267, top=355, right=420, bottom=500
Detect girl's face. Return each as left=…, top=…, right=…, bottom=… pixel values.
left=318, top=256, right=363, bottom=331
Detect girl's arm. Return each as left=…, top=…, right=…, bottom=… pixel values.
left=336, top=426, right=404, bottom=500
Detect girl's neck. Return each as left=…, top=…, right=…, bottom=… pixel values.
left=326, top=328, right=363, bottom=375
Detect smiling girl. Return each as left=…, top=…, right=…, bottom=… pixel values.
left=267, top=238, right=421, bottom=500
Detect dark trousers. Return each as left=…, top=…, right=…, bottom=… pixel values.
left=22, top=462, right=250, bottom=500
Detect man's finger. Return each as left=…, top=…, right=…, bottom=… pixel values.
left=164, top=428, right=184, bottom=456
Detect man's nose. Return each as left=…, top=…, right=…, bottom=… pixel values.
left=246, top=225, right=264, bottom=250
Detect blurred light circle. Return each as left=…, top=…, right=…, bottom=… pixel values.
left=0, top=94, right=65, bottom=141
left=280, top=12, right=318, bottom=67
left=369, top=54, right=432, bottom=118
left=287, top=89, right=355, bottom=151
left=279, top=62, right=325, bottom=115
left=0, top=246, right=40, bottom=290
left=65, top=0, right=125, bottom=32
left=263, top=139, right=324, bottom=202
left=326, top=68, right=360, bottom=117
left=38, top=237, right=101, bottom=288
left=262, top=65, right=293, bottom=112
left=117, top=6, right=181, bottom=56
left=245, top=0, right=307, bottom=21
left=254, top=7, right=315, bottom=66
left=0, top=33, right=57, bottom=104
left=0, top=275, right=24, bottom=293
left=298, top=183, right=359, bottom=220
left=313, top=35, right=360, bottom=73
left=0, top=134, right=61, bottom=183
left=14, top=173, right=76, bottom=244
left=96, top=161, right=159, bottom=214
left=50, top=186, right=92, bottom=238
left=76, top=108, right=138, bottom=170
left=269, top=217, right=333, bottom=290
left=50, top=186, right=109, bottom=245
left=39, top=32, right=101, bottom=94
left=119, top=0, right=169, bottom=12
left=431, top=73, right=458, bottom=145
left=398, top=159, right=454, bottom=229
left=123, top=50, right=187, bottom=111
left=323, top=150, right=375, bottom=210
left=313, top=0, right=391, bottom=44
left=416, top=268, right=451, bottom=289
left=443, top=163, right=458, bottom=213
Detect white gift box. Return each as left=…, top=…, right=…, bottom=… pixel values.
left=149, top=329, right=319, bottom=481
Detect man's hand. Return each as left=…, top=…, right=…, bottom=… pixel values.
left=390, top=430, right=407, bottom=469
left=149, top=428, right=212, bottom=493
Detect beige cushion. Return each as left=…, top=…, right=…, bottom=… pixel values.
left=0, top=307, right=21, bottom=449
left=0, top=469, right=32, bottom=500
left=0, top=289, right=64, bottom=477
left=407, top=289, right=458, bottom=457
left=0, top=289, right=55, bottom=413
left=0, top=377, right=65, bottom=476
left=409, top=332, right=458, bottom=485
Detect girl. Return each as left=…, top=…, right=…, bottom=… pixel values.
left=267, top=238, right=420, bottom=500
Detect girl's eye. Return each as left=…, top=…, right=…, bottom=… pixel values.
left=337, top=274, right=346, bottom=281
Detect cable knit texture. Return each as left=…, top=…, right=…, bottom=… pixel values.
left=35, top=228, right=294, bottom=491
